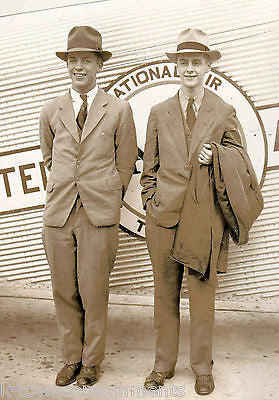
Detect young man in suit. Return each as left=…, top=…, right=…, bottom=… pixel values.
left=40, top=26, right=137, bottom=387
left=141, top=28, right=248, bottom=395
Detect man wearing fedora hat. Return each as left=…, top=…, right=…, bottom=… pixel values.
left=40, top=26, right=137, bottom=387
left=141, top=28, right=261, bottom=395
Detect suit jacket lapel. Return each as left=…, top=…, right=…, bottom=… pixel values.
left=188, top=89, right=215, bottom=161
left=81, top=88, right=107, bottom=142
left=165, top=92, right=188, bottom=160
left=58, top=91, right=79, bottom=143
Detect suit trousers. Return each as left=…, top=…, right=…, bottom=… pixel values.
left=42, top=201, right=119, bottom=367
left=145, top=216, right=216, bottom=376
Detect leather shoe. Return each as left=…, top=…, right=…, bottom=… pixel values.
left=55, top=363, right=81, bottom=386
left=76, top=365, right=100, bottom=387
left=144, top=370, right=174, bottom=390
left=195, top=374, right=215, bottom=395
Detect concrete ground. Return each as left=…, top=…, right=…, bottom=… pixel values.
left=0, top=287, right=279, bottom=400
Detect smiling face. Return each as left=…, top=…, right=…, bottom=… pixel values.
left=177, top=53, right=210, bottom=96
left=67, top=51, right=103, bottom=94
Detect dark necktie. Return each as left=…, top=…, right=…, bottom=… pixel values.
left=76, top=94, right=88, bottom=132
left=75, top=94, right=87, bottom=208
left=186, top=97, right=196, bottom=131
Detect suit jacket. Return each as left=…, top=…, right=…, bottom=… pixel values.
left=40, top=88, right=137, bottom=227
left=141, top=88, right=243, bottom=229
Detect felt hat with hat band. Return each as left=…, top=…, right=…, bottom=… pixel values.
left=56, top=26, right=112, bottom=62
left=166, top=28, right=221, bottom=63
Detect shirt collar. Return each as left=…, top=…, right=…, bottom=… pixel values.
left=70, top=85, right=98, bottom=103
left=179, top=88, right=204, bottom=112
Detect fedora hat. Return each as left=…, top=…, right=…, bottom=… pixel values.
left=56, top=26, right=112, bottom=62
left=166, top=28, right=221, bottom=63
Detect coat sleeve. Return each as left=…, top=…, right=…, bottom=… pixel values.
left=40, top=104, right=54, bottom=171
left=140, top=107, right=160, bottom=209
left=221, top=107, right=243, bottom=149
left=115, top=101, right=138, bottom=197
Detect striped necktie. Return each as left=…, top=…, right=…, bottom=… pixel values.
left=76, top=94, right=88, bottom=131
left=186, top=97, right=196, bottom=131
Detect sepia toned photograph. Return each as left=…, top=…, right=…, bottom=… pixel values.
left=0, top=1, right=279, bottom=399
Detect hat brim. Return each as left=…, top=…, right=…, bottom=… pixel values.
left=56, top=48, right=112, bottom=62
left=166, top=49, right=221, bottom=63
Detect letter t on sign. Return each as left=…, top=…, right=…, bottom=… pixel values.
left=0, top=167, right=15, bottom=197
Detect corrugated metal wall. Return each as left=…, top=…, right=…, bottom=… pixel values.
left=0, top=0, right=279, bottom=299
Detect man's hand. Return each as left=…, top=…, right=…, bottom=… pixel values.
left=198, top=143, right=212, bottom=165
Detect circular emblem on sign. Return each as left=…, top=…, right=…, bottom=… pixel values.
left=106, top=61, right=267, bottom=238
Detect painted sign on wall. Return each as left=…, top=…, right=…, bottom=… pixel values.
left=1, top=62, right=278, bottom=239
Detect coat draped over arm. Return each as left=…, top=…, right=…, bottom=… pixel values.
left=171, top=143, right=263, bottom=277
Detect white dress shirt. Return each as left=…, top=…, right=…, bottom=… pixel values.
left=179, top=88, right=204, bottom=118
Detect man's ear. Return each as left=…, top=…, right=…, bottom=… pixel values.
left=206, top=55, right=211, bottom=71
left=203, top=54, right=211, bottom=71
left=97, top=56, right=103, bottom=72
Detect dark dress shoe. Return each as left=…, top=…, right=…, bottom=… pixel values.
left=144, top=370, right=174, bottom=390
left=195, top=374, right=215, bottom=395
left=76, top=365, right=100, bottom=387
left=55, top=363, right=81, bottom=386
